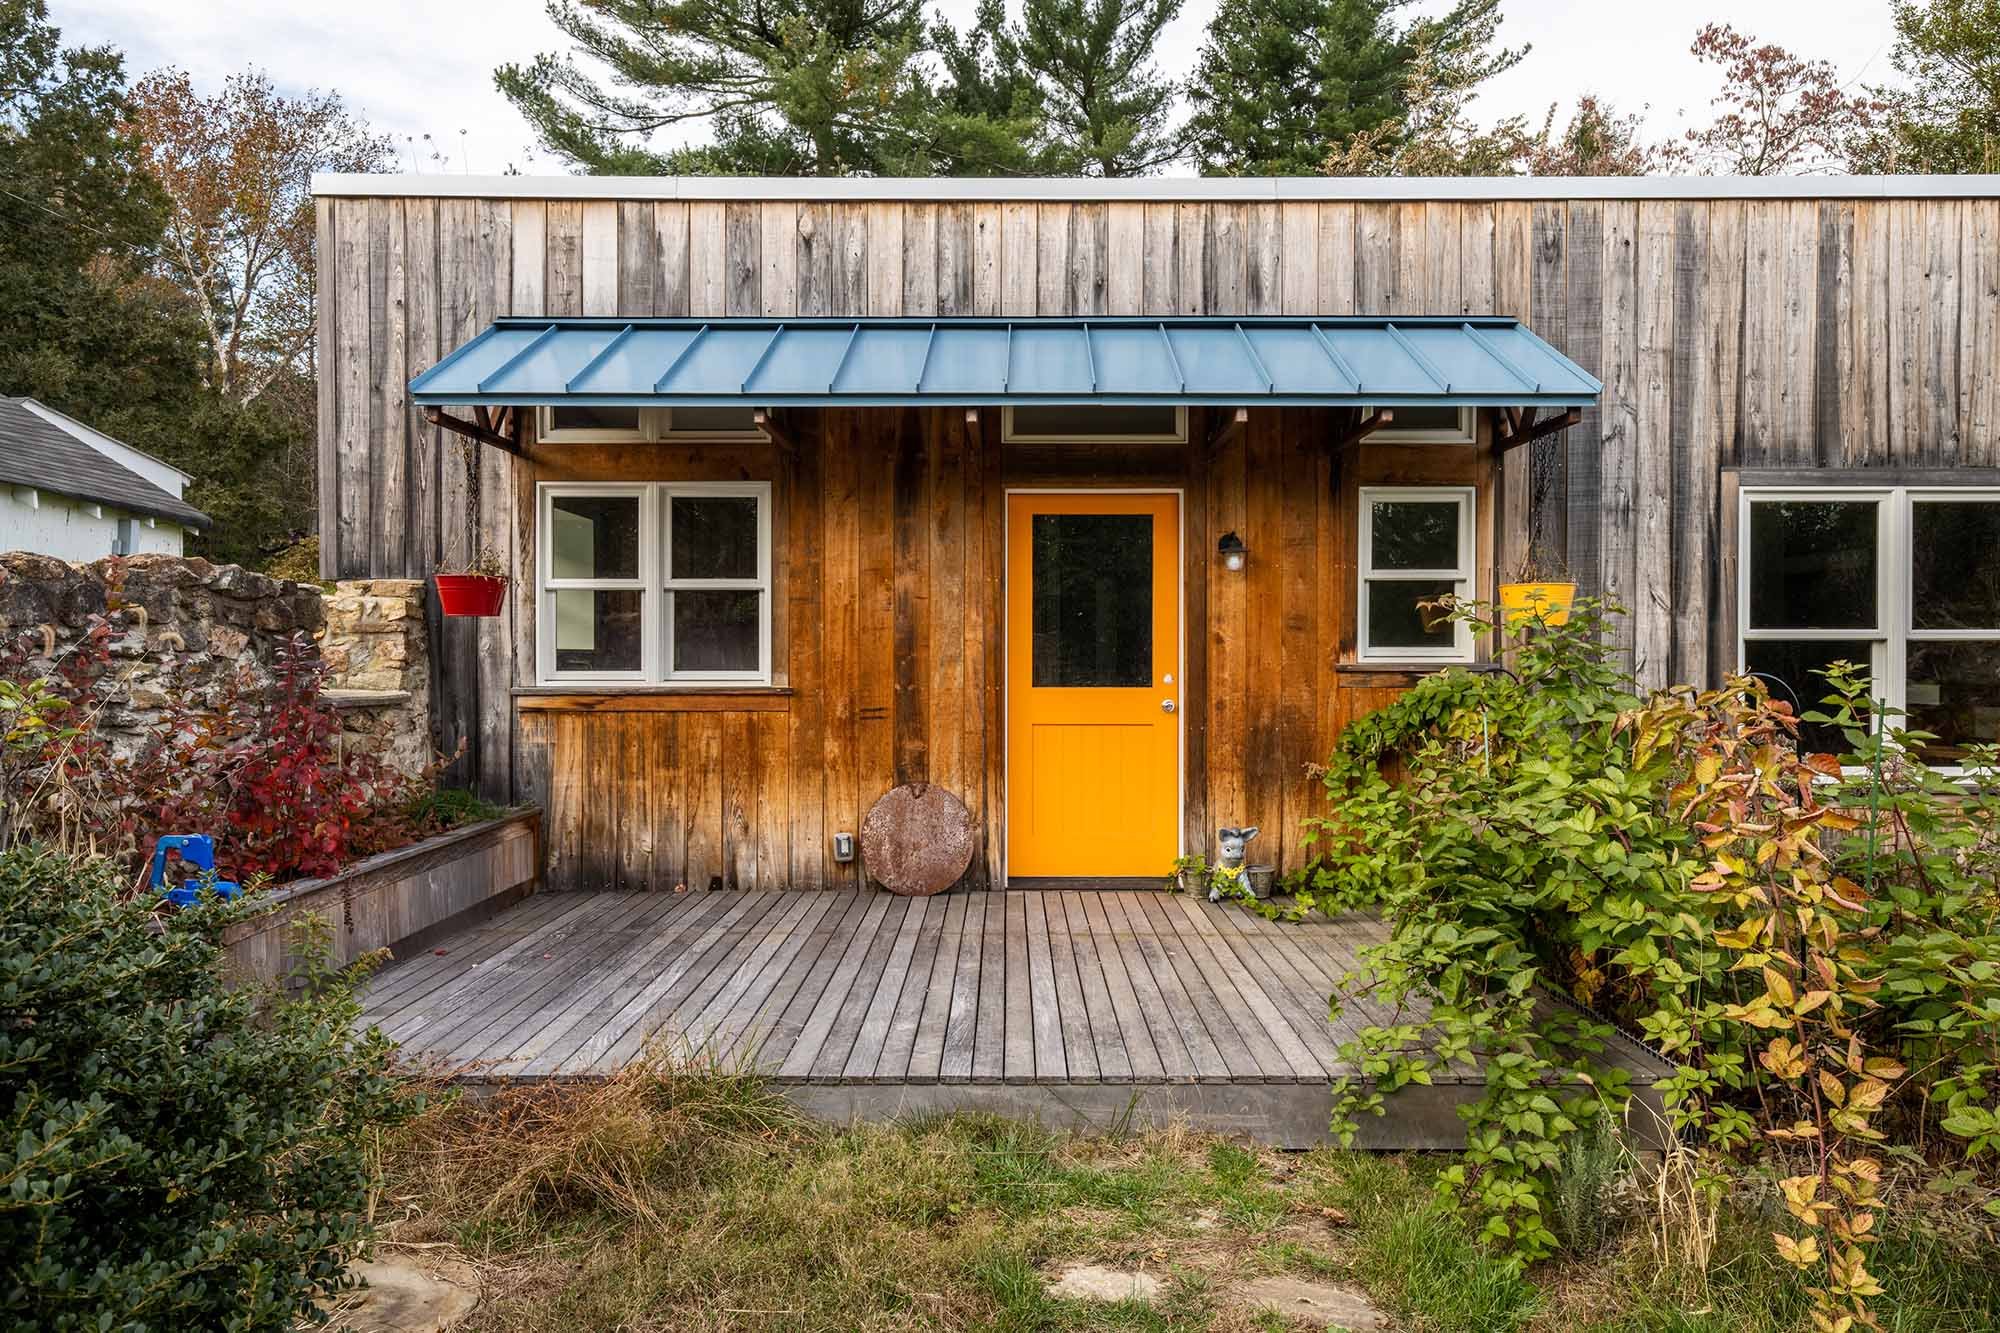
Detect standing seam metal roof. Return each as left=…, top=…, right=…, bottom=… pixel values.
left=409, top=316, right=1602, bottom=409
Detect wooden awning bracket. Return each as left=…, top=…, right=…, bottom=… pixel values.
left=753, top=408, right=797, bottom=457
left=1208, top=407, right=1249, bottom=452
left=425, top=405, right=526, bottom=458
left=1335, top=407, right=1393, bottom=451
left=1504, top=407, right=1580, bottom=450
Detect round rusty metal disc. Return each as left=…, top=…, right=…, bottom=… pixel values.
left=861, top=784, right=976, bottom=896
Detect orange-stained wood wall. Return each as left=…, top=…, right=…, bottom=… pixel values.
left=511, top=406, right=1494, bottom=891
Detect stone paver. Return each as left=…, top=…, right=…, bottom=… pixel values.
left=1047, top=1263, right=1165, bottom=1303
left=1231, top=1275, right=1389, bottom=1330
left=324, top=1255, right=479, bottom=1332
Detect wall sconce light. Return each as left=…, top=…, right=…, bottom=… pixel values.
left=1217, top=531, right=1247, bottom=572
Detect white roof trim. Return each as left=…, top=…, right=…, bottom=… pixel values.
left=314, top=172, right=2000, bottom=202
left=12, top=398, right=194, bottom=484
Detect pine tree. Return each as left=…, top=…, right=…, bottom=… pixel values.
left=1186, top=0, right=1525, bottom=175
left=494, top=0, right=935, bottom=175
left=926, top=0, right=1055, bottom=174
left=1185, top=0, right=1407, bottom=175
left=1015, top=0, right=1186, bottom=176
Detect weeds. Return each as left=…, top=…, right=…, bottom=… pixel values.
left=372, top=1058, right=2000, bottom=1331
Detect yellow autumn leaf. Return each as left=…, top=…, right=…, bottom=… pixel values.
left=1760, top=1037, right=1811, bottom=1080
left=1763, top=966, right=1797, bottom=1008
left=1794, top=989, right=1834, bottom=1017
left=1819, top=1070, right=1848, bottom=1106
left=1847, top=1078, right=1890, bottom=1112
left=1773, top=1232, right=1822, bottom=1267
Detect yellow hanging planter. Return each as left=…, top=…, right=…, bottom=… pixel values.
left=1498, top=581, right=1577, bottom=627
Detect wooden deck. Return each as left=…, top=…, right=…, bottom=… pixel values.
left=360, top=889, right=1670, bottom=1147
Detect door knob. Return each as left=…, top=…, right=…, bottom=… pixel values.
left=1160, top=699, right=1177, bottom=713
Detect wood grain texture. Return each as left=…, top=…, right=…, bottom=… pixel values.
left=319, top=192, right=1996, bottom=852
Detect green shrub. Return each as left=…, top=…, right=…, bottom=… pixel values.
left=1273, top=599, right=2000, bottom=1327
left=0, top=846, right=425, bottom=1330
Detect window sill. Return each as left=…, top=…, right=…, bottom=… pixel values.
left=1335, top=660, right=1500, bottom=686
left=514, top=686, right=792, bottom=713
left=1336, top=660, right=1497, bottom=673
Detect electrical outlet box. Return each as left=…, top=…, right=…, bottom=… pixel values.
left=832, top=832, right=856, bottom=863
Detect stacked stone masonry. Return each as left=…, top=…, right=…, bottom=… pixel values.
left=319, top=578, right=433, bottom=778
left=0, top=553, right=433, bottom=779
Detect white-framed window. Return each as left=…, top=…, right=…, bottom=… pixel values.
left=1358, top=486, right=1475, bottom=662
left=1361, top=403, right=1476, bottom=444
left=538, top=481, right=772, bottom=685
left=1002, top=405, right=1187, bottom=443
left=536, top=406, right=763, bottom=444
left=1738, top=486, right=2000, bottom=765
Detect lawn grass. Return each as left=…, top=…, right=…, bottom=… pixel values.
left=371, top=1058, right=2000, bottom=1332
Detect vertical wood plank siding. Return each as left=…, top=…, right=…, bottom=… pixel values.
left=321, top=194, right=2000, bottom=888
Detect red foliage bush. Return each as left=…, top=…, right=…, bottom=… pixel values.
left=2, top=622, right=451, bottom=886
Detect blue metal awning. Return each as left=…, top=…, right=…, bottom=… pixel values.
left=409, top=316, right=1600, bottom=409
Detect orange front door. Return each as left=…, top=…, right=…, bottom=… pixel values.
left=1006, top=492, right=1180, bottom=878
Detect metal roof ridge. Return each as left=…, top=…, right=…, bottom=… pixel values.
left=317, top=173, right=2000, bottom=203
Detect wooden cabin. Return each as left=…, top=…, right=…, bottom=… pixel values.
left=314, top=176, right=2000, bottom=894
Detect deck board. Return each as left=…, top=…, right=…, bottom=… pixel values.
left=361, top=889, right=1673, bottom=1147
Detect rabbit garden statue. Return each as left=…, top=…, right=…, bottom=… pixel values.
left=1208, top=825, right=1261, bottom=902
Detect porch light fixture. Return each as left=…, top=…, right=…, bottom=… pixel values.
left=1217, top=531, right=1247, bottom=572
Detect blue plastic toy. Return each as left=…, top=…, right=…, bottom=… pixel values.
left=149, top=835, right=242, bottom=906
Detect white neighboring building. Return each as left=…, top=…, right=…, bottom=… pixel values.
left=0, top=397, right=209, bottom=560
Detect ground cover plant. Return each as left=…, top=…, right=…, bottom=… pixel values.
left=0, top=845, right=427, bottom=1330
left=369, top=1053, right=2000, bottom=1332
left=1259, top=600, right=2000, bottom=1330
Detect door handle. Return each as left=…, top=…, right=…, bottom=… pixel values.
left=1160, top=699, right=1177, bottom=714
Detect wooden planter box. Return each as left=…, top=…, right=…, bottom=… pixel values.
left=221, top=808, right=541, bottom=986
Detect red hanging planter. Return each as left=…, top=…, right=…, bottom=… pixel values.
left=434, top=574, right=508, bottom=617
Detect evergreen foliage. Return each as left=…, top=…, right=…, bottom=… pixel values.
left=494, top=0, right=936, bottom=175
left=0, top=2, right=311, bottom=565
left=0, top=846, right=425, bottom=1330
left=1187, top=0, right=1524, bottom=175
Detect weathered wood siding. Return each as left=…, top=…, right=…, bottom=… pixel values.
left=492, top=411, right=1483, bottom=891
left=317, top=189, right=2000, bottom=887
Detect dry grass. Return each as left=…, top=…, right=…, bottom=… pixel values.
left=368, top=1056, right=2000, bottom=1332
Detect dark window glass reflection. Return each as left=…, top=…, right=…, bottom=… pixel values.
left=1912, top=502, right=2000, bottom=631
left=673, top=590, right=761, bottom=672
left=1385, top=405, right=1467, bottom=435
left=1743, top=640, right=1875, bottom=757
left=549, top=495, right=640, bottom=580
left=1370, top=502, right=1461, bottom=570
left=1748, top=501, right=1877, bottom=629
left=669, top=406, right=759, bottom=434
left=1366, top=578, right=1458, bottom=650
left=671, top=496, right=759, bottom=580
left=1010, top=405, right=1182, bottom=438
left=1031, top=513, right=1152, bottom=687
left=547, top=405, right=643, bottom=434
left=552, top=589, right=643, bottom=673
left=1906, top=641, right=2000, bottom=764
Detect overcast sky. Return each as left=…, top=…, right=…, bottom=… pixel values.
left=55, top=0, right=1903, bottom=176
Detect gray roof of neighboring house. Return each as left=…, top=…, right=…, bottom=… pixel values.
left=0, top=397, right=209, bottom=529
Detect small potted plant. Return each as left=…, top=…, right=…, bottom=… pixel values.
left=1166, top=853, right=1211, bottom=896
left=1498, top=552, right=1576, bottom=628
left=434, top=547, right=509, bottom=617
left=433, top=432, right=509, bottom=617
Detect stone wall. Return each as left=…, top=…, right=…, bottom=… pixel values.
left=0, top=554, right=435, bottom=780
left=320, top=579, right=433, bottom=778
left=0, top=552, right=325, bottom=752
